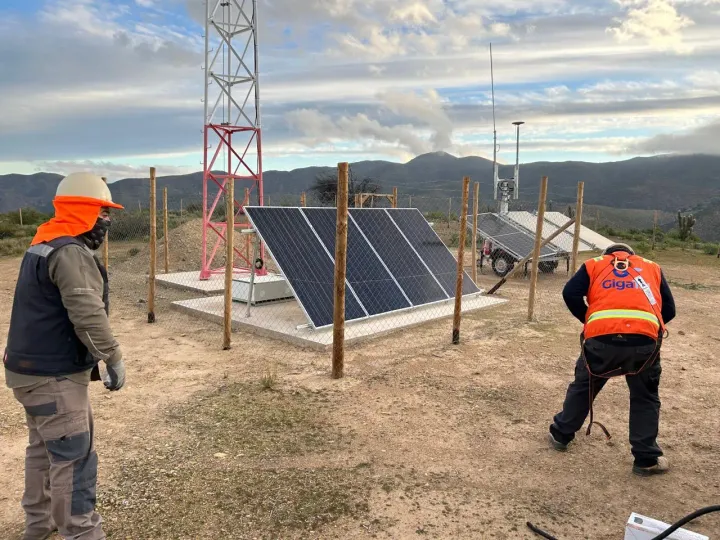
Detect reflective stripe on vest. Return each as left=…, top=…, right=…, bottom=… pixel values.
left=587, top=309, right=660, bottom=327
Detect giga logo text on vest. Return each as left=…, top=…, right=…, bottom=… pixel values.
left=602, top=279, right=636, bottom=291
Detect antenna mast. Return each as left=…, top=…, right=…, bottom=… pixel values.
left=490, top=44, right=524, bottom=215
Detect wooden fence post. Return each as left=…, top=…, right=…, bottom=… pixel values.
left=453, top=177, right=470, bottom=344
left=448, top=198, right=452, bottom=228
left=392, top=187, right=398, bottom=208
left=148, top=167, right=157, bottom=323
left=301, top=192, right=306, bottom=207
left=223, top=179, right=235, bottom=350
left=333, top=163, right=349, bottom=379
left=100, top=177, right=109, bottom=270
left=471, top=182, right=479, bottom=284
left=244, top=188, right=251, bottom=262
left=163, top=187, right=169, bottom=274
left=528, top=176, right=548, bottom=322
left=571, top=182, right=584, bottom=274
left=652, top=210, right=658, bottom=251
left=19, top=208, right=23, bottom=227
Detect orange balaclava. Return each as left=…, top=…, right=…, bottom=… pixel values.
left=32, top=196, right=124, bottom=246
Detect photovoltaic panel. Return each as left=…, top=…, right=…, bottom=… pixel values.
left=473, top=213, right=558, bottom=260
left=386, top=209, right=480, bottom=297
left=301, top=208, right=411, bottom=316
left=246, top=207, right=484, bottom=330
left=244, top=207, right=366, bottom=328
left=506, top=211, right=593, bottom=253
left=349, top=209, right=449, bottom=306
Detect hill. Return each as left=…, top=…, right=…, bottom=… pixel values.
left=2, top=153, right=719, bottom=239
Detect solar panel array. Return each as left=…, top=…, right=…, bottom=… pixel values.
left=470, top=213, right=561, bottom=260
left=506, top=211, right=593, bottom=253
left=245, top=207, right=480, bottom=329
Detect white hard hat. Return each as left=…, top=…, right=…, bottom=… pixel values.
left=56, top=172, right=124, bottom=209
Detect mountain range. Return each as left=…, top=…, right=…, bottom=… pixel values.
left=2, top=152, right=719, bottom=239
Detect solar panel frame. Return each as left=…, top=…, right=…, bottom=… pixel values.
left=245, top=206, right=484, bottom=330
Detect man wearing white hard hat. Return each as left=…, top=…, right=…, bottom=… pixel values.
left=4, top=172, right=125, bottom=540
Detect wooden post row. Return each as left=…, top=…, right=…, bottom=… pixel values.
left=453, top=177, right=470, bottom=344
left=333, top=163, right=349, bottom=379
left=471, top=182, right=479, bottom=285
left=527, top=176, right=548, bottom=322
left=571, top=182, right=584, bottom=274
left=148, top=168, right=157, bottom=323
left=163, top=187, right=169, bottom=274
left=223, top=179, right=235, bottom=350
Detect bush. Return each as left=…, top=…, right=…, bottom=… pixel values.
left=702, top=244, right=719, bottom=256
left=0, top=237, right=30, bottom=257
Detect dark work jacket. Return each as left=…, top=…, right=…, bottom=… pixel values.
left=3, top=237, right=109, bottom=377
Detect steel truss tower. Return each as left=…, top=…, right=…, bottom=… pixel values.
left=201, top=0, right=264, bottom=279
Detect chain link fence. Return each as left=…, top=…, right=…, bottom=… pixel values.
left=98, top=172, right=600, bottom=376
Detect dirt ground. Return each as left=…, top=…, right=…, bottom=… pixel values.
left=1, top=249, right=719, bottom=539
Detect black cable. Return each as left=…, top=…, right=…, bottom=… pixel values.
left=527, top=505, right=720, bottom=540
left=649, top=505, right=720, bottom=540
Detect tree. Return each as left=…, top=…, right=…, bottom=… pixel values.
left=308, top=168, right=381, bottom=207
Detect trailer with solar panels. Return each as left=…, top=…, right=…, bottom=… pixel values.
left=469, top=212, right=569, bottom=277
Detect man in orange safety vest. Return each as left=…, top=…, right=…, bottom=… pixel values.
left=548, top=243, right=676, bottom=476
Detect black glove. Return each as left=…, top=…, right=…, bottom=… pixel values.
left=103, top=360, right=125, bottom=391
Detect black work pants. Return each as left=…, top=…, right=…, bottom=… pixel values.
left=550, top=354, right=663, bottom=467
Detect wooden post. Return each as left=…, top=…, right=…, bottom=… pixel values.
left=453, top=177, right=470, bottom=344
left=148, top=167, right=157, bottom=323
left=392, top=187, right=398, bottom=209
left=244, top=188, right=251, bottom=262
left=571, top=182, right=584, bottom=274
left=408, top=195, right=412, bottom=208
left=333, top=163, right=349, bottom=379
left=163, top=187, right=169, bottom=274
left=652, top=210, right=658, bottom=251
left=528, top=176, right=548, bottom=322
left=596, top=208, right=600, bottom=229
left=487, top=217, right=576, bottom=295
left=471, top=182, right=479, bottom=284
left=19, top=207, right=23, bottom=226
left=180, top=199, right=184, bottom=221
left=100, top=177, right=109, bottom=270
left=301, top=192, right=306, bottom=207
left=223, top=179, right=235, bottom=350
left=448, top=198, right=452, bottom=229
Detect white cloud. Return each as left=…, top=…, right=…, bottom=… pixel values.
left=608, top=0, right=695, bottom=53
left=36, top=160, right=195, bottom=182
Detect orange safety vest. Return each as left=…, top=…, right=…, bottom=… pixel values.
left=583, top=252, right=665, bottom=340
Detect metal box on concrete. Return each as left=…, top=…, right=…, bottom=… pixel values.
left=231, top=274, right=294, bottom=305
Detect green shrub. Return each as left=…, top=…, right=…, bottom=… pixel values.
left=702, top=244, right=719, bottom=256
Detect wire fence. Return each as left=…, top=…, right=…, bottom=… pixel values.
left=94, top=168, right=604, bottom=378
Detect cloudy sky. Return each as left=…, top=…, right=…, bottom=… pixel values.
left=1, top=0, right=720, bottom=180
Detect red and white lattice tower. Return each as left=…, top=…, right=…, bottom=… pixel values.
left=201, top=0, right=264, bottom=279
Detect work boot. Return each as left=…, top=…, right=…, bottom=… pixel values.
left=632, top=456, right=669, bottom=477
left=548, top=432, right=569, bottom=452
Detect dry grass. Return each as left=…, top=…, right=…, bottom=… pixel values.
left=98, top=383, right=374, bottom=539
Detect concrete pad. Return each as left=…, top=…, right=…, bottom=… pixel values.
left=155, top=271, right=259, bottom=294
left=172, top=294, right=507, bottom=351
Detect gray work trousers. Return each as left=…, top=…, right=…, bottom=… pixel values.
left=13, top=377, right=105, bottom=540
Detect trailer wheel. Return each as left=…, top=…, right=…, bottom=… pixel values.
left=492, top=253, right=515, bottom=277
